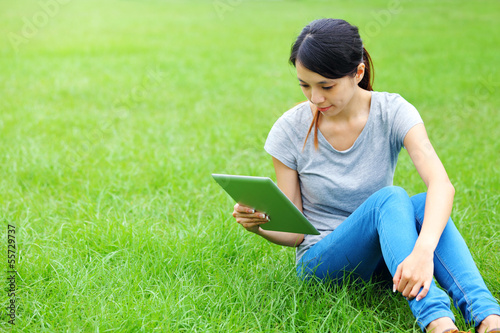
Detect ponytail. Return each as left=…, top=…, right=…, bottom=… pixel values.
left=359, top=47, right=374, bottom=91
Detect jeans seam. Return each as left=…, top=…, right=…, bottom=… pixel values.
left=375, top=203, right=401, bottom=272
left=418, top=310, right=455, bottom=331
left=415, top=214, right=476, bottom=323
left=434, top=251, right=475, bottom=319
left=473, top=307, right=500, bottom=325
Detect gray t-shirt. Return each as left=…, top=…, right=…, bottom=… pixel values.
left=264, top=91, right=423, bottom=262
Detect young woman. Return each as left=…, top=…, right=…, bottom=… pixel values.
left=232, top=19, right=500, bottom=333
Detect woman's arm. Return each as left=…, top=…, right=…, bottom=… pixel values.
left=393, top=123, right=455, bottom=300
left=405, top=123, right=455, bottom=252
left=232, top=157, right=305, bottom=247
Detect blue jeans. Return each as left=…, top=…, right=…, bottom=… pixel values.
left=297, top=186, right=500, bottom=331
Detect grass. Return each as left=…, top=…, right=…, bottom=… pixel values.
left=0, top=0, right=499, bottom=331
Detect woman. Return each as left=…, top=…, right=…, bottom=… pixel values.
left=232, top=19, right=500, bottom=333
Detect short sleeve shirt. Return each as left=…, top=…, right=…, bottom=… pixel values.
left=264, top=91, right=424, bottom=262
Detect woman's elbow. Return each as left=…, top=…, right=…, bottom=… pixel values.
left=448, top=181, right=455, bottom=197
left=441, top=179, right=455, bottom=198
left=292, top=234, right=305, bottom=247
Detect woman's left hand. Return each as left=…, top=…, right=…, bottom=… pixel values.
left=393, top=249, right=434, bottom=301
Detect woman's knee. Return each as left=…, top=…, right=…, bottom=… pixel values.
left=368, top=186, right=415, bottom=219
left=374, top=186, right=411, bottom=204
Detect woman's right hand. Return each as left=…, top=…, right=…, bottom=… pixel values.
left=232, top=203, right=270, bottom=234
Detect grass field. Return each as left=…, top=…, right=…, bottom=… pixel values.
left=0, top=0, right=499, bottom=331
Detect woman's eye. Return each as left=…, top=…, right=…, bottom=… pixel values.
left=322, top=86, right=334, bottom=90
left=299, top=84, right=309, bottom=88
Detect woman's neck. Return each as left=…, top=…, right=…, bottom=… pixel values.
left=321, top=87, right=372, bottom=124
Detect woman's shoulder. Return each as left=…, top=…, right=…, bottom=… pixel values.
left=371, top=91, right=423, bottom=139
left=264, top=101, right=312, bottom=162
left=282, top=101, right=312, bottom=119
left=372, top=91, right=416, bottom=110
left=274, top=101, right=313, bottom=130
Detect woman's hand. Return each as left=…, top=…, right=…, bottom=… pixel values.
left=393, top=248, right=434, bottom=301
left=232, top=203, right=270, bottom=234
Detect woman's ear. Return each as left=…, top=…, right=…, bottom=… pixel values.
left=355, top=63, right=365, bottom=83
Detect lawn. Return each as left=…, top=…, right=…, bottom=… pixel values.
left=0, top=0, right=499, bottom=331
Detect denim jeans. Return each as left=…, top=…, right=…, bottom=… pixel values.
left=297, top=186, right=500, bottom=331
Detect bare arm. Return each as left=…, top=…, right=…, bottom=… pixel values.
left=232, top=157, right=304, bottom=247
left=405, top=124, right=455, bottom=252
left=393, top=123, right=455, bottom=300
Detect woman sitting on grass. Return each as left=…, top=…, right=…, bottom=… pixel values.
left=232, top=18, right=500, bottom=333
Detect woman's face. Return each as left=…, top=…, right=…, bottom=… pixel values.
left=296, top=61, right=364, bottom=117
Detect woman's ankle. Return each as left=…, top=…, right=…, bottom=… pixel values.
left=426, top=317, right=456, bottom=333
left=477, top=314, right=500, bottom=333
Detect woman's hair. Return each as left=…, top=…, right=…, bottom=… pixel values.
left=289, top=18, right=374, bottom=150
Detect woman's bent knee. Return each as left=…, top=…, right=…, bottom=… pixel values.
left=374, top=186, right=410, bottom=204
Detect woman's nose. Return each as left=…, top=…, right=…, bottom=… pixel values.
left=310, top=89, right=325, bottom=105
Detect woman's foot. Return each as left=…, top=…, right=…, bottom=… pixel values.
left=426, top=317, right=457, bottom=333
left=477, top=314, right=500, bottom=333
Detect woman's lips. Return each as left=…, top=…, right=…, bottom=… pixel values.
left=317, top=106, right=331, bottom=112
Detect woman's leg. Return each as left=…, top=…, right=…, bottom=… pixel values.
left=411, top=193, right=500, bottom=328
left=297, top=186, right=454, bottom=330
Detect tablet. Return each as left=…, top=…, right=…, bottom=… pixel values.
left=212, top=174, right=320, bottom=235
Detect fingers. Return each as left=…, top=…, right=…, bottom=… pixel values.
left=402, top=280, right=420, bottom=300
left=234, top=203, right=255, bottom=214
left=393, top=264, right=402, bottom=293
left=416, top=280, right=431, bottom=301
left=232, top=203, right=270, bottom=233
left=396, top=272, right=431, bottom=301
left=236, top=216, right=269, bottom=225
left=233, top=204, right=269, bottom=220
left=397, top=269, right=419, bottom=300
left=235, top=215, right=269, bottom=233
left=235, top=214, right=270, bottom=225
left=393, top=263, right=426, bottom=301
left=401, top=281, right=428, bottom=301
left=392, top=252, right=434, bottom=301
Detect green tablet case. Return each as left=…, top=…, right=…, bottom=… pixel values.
left=212, top=174, right=320, bottom=235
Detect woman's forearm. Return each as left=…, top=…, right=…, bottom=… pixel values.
left=255, top=228, right=305, bottom=247
left=414, top=180, right=455, bottom=254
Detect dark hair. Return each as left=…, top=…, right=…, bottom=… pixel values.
left=289, top=18, right=374, bottom=150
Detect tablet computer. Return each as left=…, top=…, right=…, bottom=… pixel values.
left=212, top=174, right=320, bottom=235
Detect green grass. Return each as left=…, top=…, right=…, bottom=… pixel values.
left=0, top=0, right=499, bottom=331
